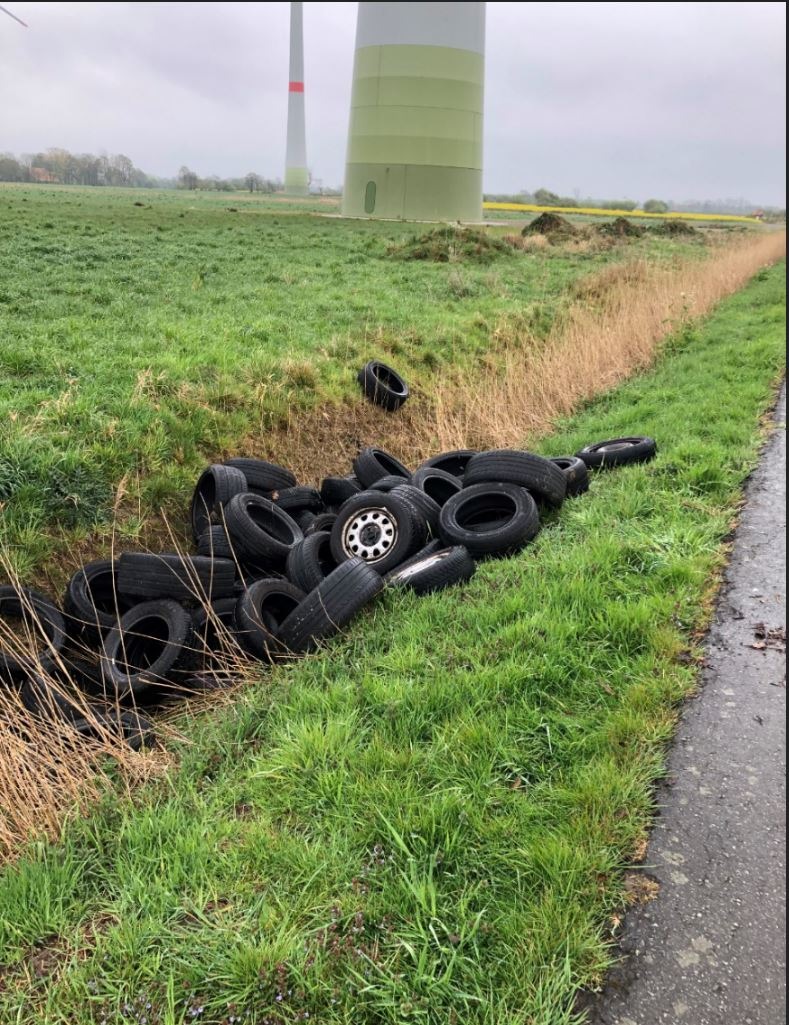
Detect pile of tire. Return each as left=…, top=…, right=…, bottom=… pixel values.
left=0, top=436, right=656, bottom=749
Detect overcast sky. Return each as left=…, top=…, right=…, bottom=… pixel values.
left=1, top=1, right=785, bottom=204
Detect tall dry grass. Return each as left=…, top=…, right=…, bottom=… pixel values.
left=0, top=231, right=784, bottom=863
left=421, top=231, right=786, bottom=451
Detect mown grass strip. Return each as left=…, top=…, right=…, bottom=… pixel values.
left=0, top=264, right=785, bottom=1024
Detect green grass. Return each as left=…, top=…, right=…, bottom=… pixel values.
left=0, top=263, right=784, bottom=1025
left=0, top=184, right=705, bottom=578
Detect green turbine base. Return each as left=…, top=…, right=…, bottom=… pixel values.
left=284, top=167, right=309, bottom=195
left=342, top=163, right=481, bottom=222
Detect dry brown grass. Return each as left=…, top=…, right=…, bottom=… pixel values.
left=0, top=230, right=783, bottom=863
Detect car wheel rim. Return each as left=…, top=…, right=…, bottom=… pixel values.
left=343, top=508, right=398, bottom=562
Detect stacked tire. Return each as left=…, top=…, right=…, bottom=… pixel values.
left=1, top=436, right=656, bottom=747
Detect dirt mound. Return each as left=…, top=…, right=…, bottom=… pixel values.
left=522, top=212, right=576, bottom=239
left=651, top=219, right=700, bottom=237
left=388, top=226, right=511, bottom=264
left=597, top=217, right=644, bottom=238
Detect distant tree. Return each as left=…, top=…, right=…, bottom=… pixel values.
left=178, top=166, right=199, bottom=190
left=534, top=188, right=577, bottom=207
left=244, top=172, right=262, bottom=193
left=599, top=199, right=638, bottom=211
left=0, top=153, right=23, bottom=181
left=643, top=199, right=669, bottom=213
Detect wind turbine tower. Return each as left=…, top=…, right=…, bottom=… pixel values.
left=284, top=1, right=308, bottom=195
left=342, top=1, right=486, bottom=221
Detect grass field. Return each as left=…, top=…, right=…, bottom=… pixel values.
left=0, top=184, right=715, bottom=580
left=0, top=261, right=784, bottom=1025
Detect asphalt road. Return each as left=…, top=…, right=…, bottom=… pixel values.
left=589, top=383, right=786, bottom=1025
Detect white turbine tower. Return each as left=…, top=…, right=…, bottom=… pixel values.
left=284, top=1, right=308, bottom=196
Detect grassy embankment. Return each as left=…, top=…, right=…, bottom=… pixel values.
left=1, top=184, right=715, bottom=581
left=0, top=262, right=784, bottom=1024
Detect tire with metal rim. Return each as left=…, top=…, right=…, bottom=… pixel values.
left=277, top=558, right=384, bottom=654
left=100, top=599, right=199, bottom=698
left=417, top=449, right=478, bottom=479
left=330, top=491, right=425, bottom=573
left=357, top=360, right=409, bottom=412
left=0, top=585, right=67, bottom=684
left=386, top=546, right=476, bottom=596
left=190, top=464, right=248, bottom=540
left=463, top=449, right=567, bottom=508
left=549, top=456, right=590, bottom=497
left=576, top=436, right=657, bottom=469
left=439, top=482, right=540, bottom=558
left=234, top=578, right=305, bottom=661
left=286, top=531, right=340, bottom=592
left=352, top=447, right=411, bottom=488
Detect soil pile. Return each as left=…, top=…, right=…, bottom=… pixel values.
left=597, top=217, right=644, bottom=238
left=651, top=219, right=700, bottom=237
left=388, top=227, right=511, bottom=263
left=522, top=212, right=576, bottom=239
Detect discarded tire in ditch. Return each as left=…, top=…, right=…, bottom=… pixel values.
left=190, top=464, right=248, bottom=541
left=439, top=482, right=540, bottom=558
left=386, top=545, right=476, bottom=596
left=223, top=493, right=303, bottom=571
left=234, top=578, right=306, bottom=661
left=117, top=553, right=236, bottom=603
left=463, top=450, right=567, bottom=508
left=100, top=599, right=199, bottom=698
left=357, top=360, right=409, bottom=412
left=0, top=585, right=66, bottom=683
left=576, top=436, right=657, bottom=469
left=550, top=456, right=590, bottom=497
left=352, top=447, right=411, bottom=488
left=330, top=490, right=427, bottom=573
left=278, top=558, right=384, bottom=653
left=286, top=531, right=341, bottom=592
left=63, top=560, right=133, bottom=644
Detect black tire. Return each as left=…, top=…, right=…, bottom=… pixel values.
left=190, top=464, right=248, bottom=540
left=320, top=476, right=361, bottom=509
left=0, top=585, right=67, bottom=683
left=293, top=510, right=316, bottom=533
left=272, top=486, right=324, bottom=513
left=386, top=545, right=476, bottom=596
left=100, top=599, right=199, bottom=698
left=408, top=466, right=463, bottom=506
left=305, top=512, right=337, bottom=536
left=439, top=482, right=540, bottom=558
left=68, top=709, right=155, bottom=751
left=224, top=493, right=303, bottom=571
left=330, top=490, right=426, bottom=574
left=20, top=674, right=90, bottom=723
left=418, top=449, right=478, bottom=478
left=234, top=579, right=305, bottom=661
left=63, top=560, right=135, bottom=644
left=192, top=597, right=238, bottom=661
left=369, top=474, right=410, bottom=493
left=463, top=449, right=567, bottom=508
left=390, top=483, right=441, bottom=536
left=357, top=360, right=409, bottom=412
left=278, top=558, right=384, bottom=653
left=223, top=457, right=297, bottom=494
left=550, top=456, right=590, bottom=496
left=286, top=531, right=341, bottom=592
left=196, top=526, right=234, bottom=560
left=352, top=447, right=411, bottom=488
left=117, top=553, right=236, bottom=603
left=576, top=436, right=658, bottom=469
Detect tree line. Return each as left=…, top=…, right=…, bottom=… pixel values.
left=0, top=148, right=284, bottom=193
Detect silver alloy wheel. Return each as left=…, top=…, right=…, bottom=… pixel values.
left=341, top=507, right=398, bottom=562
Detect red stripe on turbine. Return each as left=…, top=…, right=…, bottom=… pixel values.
left=289, top=81, right=304, bottom=92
